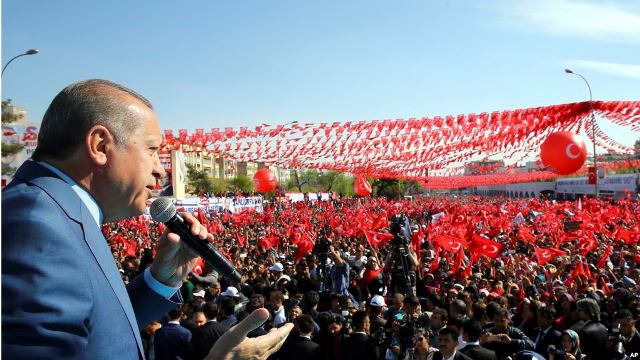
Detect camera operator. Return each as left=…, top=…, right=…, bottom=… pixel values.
left=612, top=309, right=640, bottom=359
left=480, top=307, right=534, bottom=359
left=403, top=328, right=439, bottom=360
left=312, top=229, right=332, bottom=287
left=383, top=296, right=425, bottom=360
left=385, top=215, right=418, bottom=296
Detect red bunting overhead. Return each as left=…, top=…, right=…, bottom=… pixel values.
left=161, top=101, right=640, bottom=187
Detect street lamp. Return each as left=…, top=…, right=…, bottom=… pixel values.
left=2, top=49, right=39, bottom=76
left=276, top=121, right=298, bottom=192
left=565, top=68, right=598, bottom=198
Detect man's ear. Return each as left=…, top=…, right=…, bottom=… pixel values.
left=86, top=125, right=114, bottom=166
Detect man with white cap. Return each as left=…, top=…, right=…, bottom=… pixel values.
left=368, top=295, right=388, bottom=335
left=269, top=262, right=285, bottom=289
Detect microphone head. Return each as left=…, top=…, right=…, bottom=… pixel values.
left=150, top=198, right=176, bottom=223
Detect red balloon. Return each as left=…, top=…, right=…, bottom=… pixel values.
left=354, top=177, right=372, bottom=196
left=253, top=168, right=278, bottom=193
left=540, top=131, right=587, bottom=175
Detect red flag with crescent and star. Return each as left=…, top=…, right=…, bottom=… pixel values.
left=364, top=230, right=394, bottom=247
left=534, top=247, right=567, bottom=265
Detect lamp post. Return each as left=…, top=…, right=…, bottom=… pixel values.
left=565, top=68, right=598, bottom=198
left=2, top=49, right=39, bottom=76
left=276, top=121, right=298, bottom=193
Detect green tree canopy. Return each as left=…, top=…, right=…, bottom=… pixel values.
left=228, top=175, right=254, bottom=193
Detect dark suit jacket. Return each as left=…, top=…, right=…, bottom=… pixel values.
left=531, top=326, right=561, bottom=356
left=459, top=343, right=498, bottom=360
left=342, top=332, right=378, bottom=360
left=277, top=334, right=322, bottom=360
left=154, top=322, right=192, bottom=360
left=2, top=161, right=178, bottom=359
left=191, top=321, right=229, bottom=360
left=625, top=329, right=640, bottom=357
left=432, top=350, right=473, bottom=360
left=577, top=320, right=608, bottom=360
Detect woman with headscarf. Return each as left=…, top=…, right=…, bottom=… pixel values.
left=548, top=329, right=585, bottom=360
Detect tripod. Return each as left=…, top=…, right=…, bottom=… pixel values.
left=392, top=240, right=415, bottom=296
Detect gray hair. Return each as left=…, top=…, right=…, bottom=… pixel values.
left=576, top=298, right=601, bottom=322
left=32, top=79, right=153, bottom=161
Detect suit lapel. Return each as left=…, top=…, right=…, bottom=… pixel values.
left=18, top=162, right=145, bottom=357
left=81, top=204, right=145, bottom=356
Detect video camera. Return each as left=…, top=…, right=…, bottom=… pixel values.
left=313, top=236, right=332, bottom=257
left=390, top=214, right=410, bottom=246
left=608, top=323, right=626, bottom=359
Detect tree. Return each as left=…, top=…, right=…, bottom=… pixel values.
left=288, top=169, right=320, bottom=192
left=318, top=171, right=354, bottom=196
left=228, top=175, right=254, bottom=193
left=372, top=178, right=421, bottom=199
left=2, top=100, right=25, bottom=176
left=635, top=137, right=640, bottom=158
left=186, top=164, right=216, bottom=195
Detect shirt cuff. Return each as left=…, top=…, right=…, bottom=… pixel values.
left=144, top=268, right=181, bottom=300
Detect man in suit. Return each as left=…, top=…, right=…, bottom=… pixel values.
left=435, top=327, right=473, bottom=360
left=459, top=319, right=498, bottom=360
left=154, top=308, right=192, bottom=360
left=2, top=80, right=295, bottom=360
left=277, top=315, right=322, bottom=360
left=532, top=306, right=561, bottom=356
left=2, top=79, right=212, bottom=359
left=342, top=310, right=378, bottom=359
left=191, top=302, right=229, bottom=360
left=576, top=298, right=608, bottom=360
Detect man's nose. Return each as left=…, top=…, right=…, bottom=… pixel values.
left=152, top=152, right=166, bottom=179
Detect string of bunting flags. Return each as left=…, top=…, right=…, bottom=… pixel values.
left=161, top=101, right=640, bottom=187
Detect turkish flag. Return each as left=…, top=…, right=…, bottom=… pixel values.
left=429, top=246, right=441, bottom=273
left=330, top=216, right=344, bottom=232
left=534, top=247, right=567, bottom=265
left=125, top=240, right=138, bottom=258
left=364, top=230, right=394, bottom=247
left=372, top=212, right=389, bottom=231
left=433, top=234, right=467, bottom=254
left=470, top=233, right=503, bottom=259
left=576, top=237, right=597, bottom=256
left=517, top=225, right=537, bottom=244
left=450, top=248, right=464, bottom=275
left=192, top=257, right=205, bottom=275
left=411, top=230, right=423, bottom=256
left=295, top=233, right=314, bottom=263
left=196, top=207, right=209, bottom=227
left=601, top=277, right=611, bottom=297
left=237, top=233, right=247, bottom=247
left=259, top=236, right=280, bottom=249
left=598, top=246, right=612, bottom=268
left=564, top=262, right=585, bottom=286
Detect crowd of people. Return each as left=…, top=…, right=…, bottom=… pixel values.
left=104, top=194, right=640, bottom=360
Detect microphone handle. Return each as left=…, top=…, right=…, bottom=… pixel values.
left=165, top=214, right=242, bottom=283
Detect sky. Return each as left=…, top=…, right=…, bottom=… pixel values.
left=2, top=0, right=639, bottom=151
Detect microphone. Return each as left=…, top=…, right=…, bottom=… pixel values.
left=150, top=198, right=242, bottom=283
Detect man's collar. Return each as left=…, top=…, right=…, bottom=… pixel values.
left=38, top=161, right=103, bottom=226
